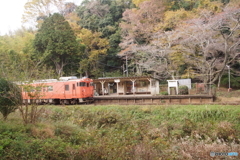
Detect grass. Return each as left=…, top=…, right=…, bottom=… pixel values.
left=1, top=104, right=240, bottom=159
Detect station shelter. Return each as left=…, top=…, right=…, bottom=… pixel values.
left=93, top=76, right=159, bottom=96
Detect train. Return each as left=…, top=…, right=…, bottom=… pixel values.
left=21, top=76, right=94, bottom=105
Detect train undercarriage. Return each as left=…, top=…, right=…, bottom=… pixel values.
left=23, top=97, right=94, bottom=105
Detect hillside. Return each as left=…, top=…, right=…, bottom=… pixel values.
left=1, top=0, right=240, bottom=86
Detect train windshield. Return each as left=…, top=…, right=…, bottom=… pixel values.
left=80, top=82, right=85, bottom=86
left=77, top=82, right=86, bottom=87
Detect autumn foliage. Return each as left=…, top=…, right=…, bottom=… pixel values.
left=0, top=0, right=240, bottom=85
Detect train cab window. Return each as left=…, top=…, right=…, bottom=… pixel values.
left=80, top=82, right=86, bottom=86
left=65, top=84, right=69, bottom=91
left=48, top=86, right=53, bottom=92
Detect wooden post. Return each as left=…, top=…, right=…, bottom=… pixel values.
left=100, top=81, right=105, bottom=96
left=147, top=78, right=151, bottom=94
left=130, top=79, right=136, bottom=95
left=116, top=82, right=119, bottom=96
left=114, top=79, right=120, bottom=96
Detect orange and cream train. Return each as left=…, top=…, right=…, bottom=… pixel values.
left=21, top=76, right=94, bottom=105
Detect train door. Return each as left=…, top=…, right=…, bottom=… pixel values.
left=86, top=82, right=90, bottom=97
left=78, top=82, right=86, bottom=98
left=72, top=83, right=76, bottom=97
left=64, top=83, right=70, bottom=99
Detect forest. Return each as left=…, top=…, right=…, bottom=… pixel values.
left=0, top=0, right=240, bottom=88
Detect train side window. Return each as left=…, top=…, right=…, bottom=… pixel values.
left=65, top=84, right=69, bottom=91
left=48, top=86, right=53, bottom=92
left=80, top=82, right=86, bottom=86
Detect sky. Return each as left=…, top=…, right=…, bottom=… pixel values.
left=0, top=0, right=82, bottom=36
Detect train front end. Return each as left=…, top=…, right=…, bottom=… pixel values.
left=76, top=77, right=94, bottom=103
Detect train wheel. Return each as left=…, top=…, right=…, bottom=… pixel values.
left=71, top=99, right=76, bottom=105
left=64, top=99, right=70, bottom=105
left=53, top=99, right=60, bottom=105
left=60, top=100, right=65, bottom=105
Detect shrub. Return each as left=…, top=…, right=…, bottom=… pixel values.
left=179, top=85, right=189, bottom=95
left=98, top=116, right=117, bottom=128
left=216, top=121, right=237, bottom=142
left=0, top=78, right=22, bottom=120
left=1, top=105, right=240, bottom=159
left=160, top=91, right=168, bottom=95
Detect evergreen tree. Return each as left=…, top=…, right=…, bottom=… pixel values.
left=33, top=13, right=79, bottom=77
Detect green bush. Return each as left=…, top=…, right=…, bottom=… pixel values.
left=179, top=85, right=189, bottom=95
left=0, top=78, right=22, bottom=120
left=160, top=91, right=168, bottom=95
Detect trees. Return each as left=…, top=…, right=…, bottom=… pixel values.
left=0, top=30, right=54, bottom=123
left=1, top=0, right=239, bottom=85
left=165, top=0, right=224, bottom=11
left=0, top=29, right=55, bottom=82
left=118, top=0, right=240, bottom=87
left=33, top=13, right=79, bottom=77
left=173, top=7, right=240, bottom=88
left=22, top=0, right=67, bottom=28
left=78, top=28, right=109, bottom=78
left=55, top=11, right=110, bottom=77
left=141, top=4, right=240, bottom=90
left=0, top=78, right=22, bottom=120
left=77, top=0, right=134, bottom=75
left=119, top=0, right=166, bottom=76
left=120, top=0, right=165, bottom=47
left=77, top=0, right=133, bottom=38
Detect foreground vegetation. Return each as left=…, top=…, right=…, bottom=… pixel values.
left=0, top=105, right=240, bottom=159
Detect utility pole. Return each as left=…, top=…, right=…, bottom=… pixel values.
left=126, top=55, right=128, bottom=77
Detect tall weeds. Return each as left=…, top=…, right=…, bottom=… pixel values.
left=0, top=105, right=239, bottom=159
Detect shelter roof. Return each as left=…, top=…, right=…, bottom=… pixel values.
left=93, top=76, right=153, bottom=82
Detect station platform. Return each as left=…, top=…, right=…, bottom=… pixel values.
left=93, top=94, right=214, bottom=105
